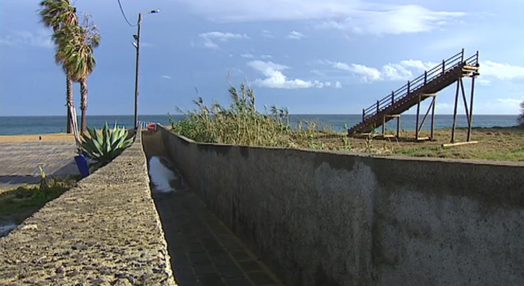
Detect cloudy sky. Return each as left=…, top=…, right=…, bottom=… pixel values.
left=0, top=0, right=523, bottom=116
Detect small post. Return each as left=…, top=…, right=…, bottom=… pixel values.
left=376, top=100, right=380, bottom=114
left=451, top=80, right=460, bottom=143
left=424, top=71, right=427, bottom=85
left=467, top=76, right=476, bottom=141
left=442, top=59, right=445, bottom=75
left=407, top=81, right=411, bottom=93
left=461, top=48, right=465, bottom=62
left=362, top=109, right=365, bottom=121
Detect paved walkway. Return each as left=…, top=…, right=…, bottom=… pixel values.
left=155, top=192, right=284, bottom=286
left=0, top=141, right=79, bottom=190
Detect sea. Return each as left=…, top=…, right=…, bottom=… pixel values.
left=0, top=114, right=519, bottom=135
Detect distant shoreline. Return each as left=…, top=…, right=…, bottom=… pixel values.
left=0, top=114, right=519, bottom=117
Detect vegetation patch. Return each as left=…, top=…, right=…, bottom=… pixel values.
left=169, top=83, right=351, bottom=151
left=168, top=84, right=524, bottom=162
left=0, top=171, right=79, bottom=226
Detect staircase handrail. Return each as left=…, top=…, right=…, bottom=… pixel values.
left=360, top=49, right=478, bottom=122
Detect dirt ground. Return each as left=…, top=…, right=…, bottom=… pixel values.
left=0, top=133, right=75, bottom=142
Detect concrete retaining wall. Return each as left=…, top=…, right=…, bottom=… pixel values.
left=0, top=130, right=176, bottom=285
left=159, top=126, right=524, bottom=286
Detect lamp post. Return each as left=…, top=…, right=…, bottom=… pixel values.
left=133, top=9, right=160, bottom=131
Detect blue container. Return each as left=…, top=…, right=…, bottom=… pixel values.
left=75, top=154, right=90, bottom=178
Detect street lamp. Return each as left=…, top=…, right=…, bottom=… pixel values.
left=133, top=9, right=160, bottom=131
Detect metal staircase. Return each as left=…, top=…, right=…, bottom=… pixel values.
left=347, top=50, right=480, bottom=137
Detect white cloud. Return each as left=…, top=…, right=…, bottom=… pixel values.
left=261, top=30, right=274, bottom=38
left=177, top=0, right=465, bottom=35
left=321, top=59, right=445, bottom=82
left=0, top=30, right=53, bottom=48
left=240, top=53, right=254, bottom=58
left=315, top=5, right=464, bottom=35
left=319, top=58, right=524, bottom=86
left=399, top=60, right=438, bottom=71
left=480, top=61, right=524, bottom=81
left=198, top=31, right=249, bottom=49
left=247, top=60, right=337, bottom=89
left=287, top=31, right=305, bottom=40
left=161, top=75, right=171, bottom=79
left=335, top=81, right=342, bottom=88
left=260, top=55, right=272, bottom=59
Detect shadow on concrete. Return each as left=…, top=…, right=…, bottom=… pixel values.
left=141, top=130, right=284, bottom=286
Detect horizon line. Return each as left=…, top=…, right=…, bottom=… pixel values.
left=0, top=113, right=519, bottom=117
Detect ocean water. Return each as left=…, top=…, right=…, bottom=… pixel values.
left=0, top=114, right=519, bottom=135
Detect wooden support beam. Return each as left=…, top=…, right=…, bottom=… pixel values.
left=442, top=141, right=479, bottom=148
left=386, top=114, right=401, bottom=118
left=451, top=80, right=460, bottom=143
left=430, top=96, right=436, bottom=140
left=467, top=76, right=476, bottom=142
left=415, top=94, right=421, bottom=140
left=416, top=136, right=430, bottom=141
left=421, top=93, right=437, bottom=98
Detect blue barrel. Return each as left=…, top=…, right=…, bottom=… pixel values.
left=74, top=154, right=90, bottom=178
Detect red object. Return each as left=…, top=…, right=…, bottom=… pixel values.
left=147, top=123, right=156, bottom=131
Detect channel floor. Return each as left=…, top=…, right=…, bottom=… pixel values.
left=154, top=192, right=285, bottom=286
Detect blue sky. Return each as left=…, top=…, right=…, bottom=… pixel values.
left=0, top=0, right=523, bottom=116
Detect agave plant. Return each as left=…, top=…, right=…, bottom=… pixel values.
left=80, top=122, right=133, bottom=170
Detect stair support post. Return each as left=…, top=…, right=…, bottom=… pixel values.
left=431, top=95, right=436, bottom=140
left=451, top=80, right=461, bottom=143
left=415, top=93, right=421, bottom=140
left=467, top=76, right=476, bottom=142
left=397, top=116, right=401, bottom=138
left=362, top=109, right=365, bottom=121
left=382, top=116, right=386, bottom=136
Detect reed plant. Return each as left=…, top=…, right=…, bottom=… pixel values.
left=168, top=83, right=327, bottom=149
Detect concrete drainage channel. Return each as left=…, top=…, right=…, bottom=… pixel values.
left=142, top=130, right=285, bottom=286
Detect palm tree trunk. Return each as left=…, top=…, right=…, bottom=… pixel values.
left=66, top=76, right=74, bottom=133
left=80, top=77, right=88, bottom=134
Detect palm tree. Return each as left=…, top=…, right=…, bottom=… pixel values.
left=54, top=15, right=100, bottom=133
left=39, top=0, right=78, bottom=134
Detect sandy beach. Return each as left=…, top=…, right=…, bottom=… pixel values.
left=0, top=133, right=75, bottom=142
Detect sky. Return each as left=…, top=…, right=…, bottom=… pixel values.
left=0, top=0, right=523, bottom=116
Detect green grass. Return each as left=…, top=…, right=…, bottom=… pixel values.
left=0, top=176, right=78, bottom=224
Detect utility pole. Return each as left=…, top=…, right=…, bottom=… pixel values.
left=133, top=10, right=159, bottom=131
left=133, top=13, right=142, bottom=131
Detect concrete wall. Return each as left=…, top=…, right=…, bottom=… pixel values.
left=0, top=130, right=176, bottom=285
left=159, top=126, right=524, bottom=286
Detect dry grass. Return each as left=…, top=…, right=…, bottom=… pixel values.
left=315, top=127, right=524, bottom=162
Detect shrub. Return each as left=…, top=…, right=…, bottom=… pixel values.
left=80, top=122, right=133, bottom=170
